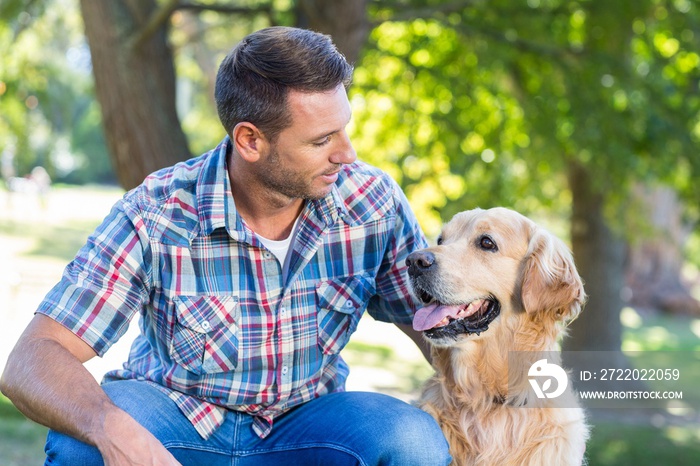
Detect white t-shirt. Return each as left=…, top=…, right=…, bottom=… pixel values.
left=257, top=215, right=301, bottom=278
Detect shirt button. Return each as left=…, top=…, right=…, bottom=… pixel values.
left=345, top=300, right=354, bottom=308
left=263, top=252, right=272, bottom=259
left=280, top=307, right=286, bottom=316
left=201, top=320, right=211, bottom=331
left=282, top=366, right=289, bottom=375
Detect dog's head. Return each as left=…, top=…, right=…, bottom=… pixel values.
left=407, top=207, right=585, bottom=348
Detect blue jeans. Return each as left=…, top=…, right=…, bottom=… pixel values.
left=45, top=380, right=451, bottom=465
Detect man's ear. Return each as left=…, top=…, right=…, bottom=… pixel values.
left=521, top=228, right=586, bottom=321
left=232, top=122, right=268, bottom=163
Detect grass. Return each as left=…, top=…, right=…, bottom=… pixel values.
left=622, top=307, right=700, bottom=352
left=621, top=308, right=700, bottom=406
left=0, top=394, right=47, bottom=464
left=3, top=392, right=699, bottom=466
left=1, top=185, right=699, bottom=465
left=344, top=339, right=434, bottom=397
left=586, top=422, right=700, bottom=465
left=0, top=218, right=99, bottom=262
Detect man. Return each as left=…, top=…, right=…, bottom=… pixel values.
left=0, top=27, right=451, bottom=465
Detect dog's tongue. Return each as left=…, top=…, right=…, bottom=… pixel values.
left=413, top=302, right=464, bottom=331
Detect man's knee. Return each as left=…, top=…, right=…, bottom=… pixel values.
left=345, top=393, right=451, bottom=465
left=379, top=404, right=451, bottom=465
left=44, top=380, right=186, bottom=465
left=45, top=429, right=103, bottom=466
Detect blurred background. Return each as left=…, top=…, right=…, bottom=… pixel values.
left=1, top=0, right=699, bottom=464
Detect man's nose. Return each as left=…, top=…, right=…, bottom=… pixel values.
left=331, top=131, right=357, bottom=165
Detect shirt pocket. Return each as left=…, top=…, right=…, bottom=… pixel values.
left=316, top=275, right=375, bottom=355
left=170, top=295, right=240, bottom=375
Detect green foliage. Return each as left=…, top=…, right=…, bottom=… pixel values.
left=0, top=0, right=113, bottom=184
left=352, top=0, right=700, bottom=237
left=351, top=19, right=546, bottom=236
left=3, top=0, right=698, bottom=240
left=170, top=0, right=293, bottom=157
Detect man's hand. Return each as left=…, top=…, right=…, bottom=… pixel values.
left=96, top=409, right=182, bottom=466
left=0, top=315, right=180, bottom=465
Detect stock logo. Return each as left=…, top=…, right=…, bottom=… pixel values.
left=528, top=359, right=568, bottom=399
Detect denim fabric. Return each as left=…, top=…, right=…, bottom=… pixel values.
left=45, top=380, right=451, bottom=465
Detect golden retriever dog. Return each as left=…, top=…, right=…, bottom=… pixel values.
left=406, top=207, right=589, bottom=466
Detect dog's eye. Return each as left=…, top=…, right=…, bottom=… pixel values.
left=437, top=235, right=443, bottom=246
left=478, top=235, right=498, bottom=252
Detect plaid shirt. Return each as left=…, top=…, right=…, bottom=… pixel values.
left=37, top=137, right=427, bottom=439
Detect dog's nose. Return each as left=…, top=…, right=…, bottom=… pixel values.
left=406, top=251, right=436, bottom=277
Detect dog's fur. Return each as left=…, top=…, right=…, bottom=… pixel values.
left=408, top=207, right=589, bottom=466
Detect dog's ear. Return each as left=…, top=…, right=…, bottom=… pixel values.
left=521, top=228, right=586, bottom=321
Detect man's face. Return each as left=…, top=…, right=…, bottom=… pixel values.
left=256, top=84, right=357, bottom=201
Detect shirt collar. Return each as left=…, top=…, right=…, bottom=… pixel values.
left=196, top=137, right=348, bottom=240
left=196, top=137, right=236, bottom=238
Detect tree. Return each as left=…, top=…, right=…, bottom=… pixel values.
left=295, top=0, right=369, bottom=65
left=79, top=0, right=370, bottom=190
left=79, top=0, right=190, bottom=190
left=0, top=0, right=113, bottom=184
left=625, top=184, right=700, bottom=315
left=349, top=0, right=700, bottom=356
left=5, top=0, right=698, bottom=357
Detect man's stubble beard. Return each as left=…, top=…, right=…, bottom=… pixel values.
left=260, top=149, right=337, bottom=201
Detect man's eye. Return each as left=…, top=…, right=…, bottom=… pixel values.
left=313, top=136, right=332, bottom=146
left=478, top=235, right=498, bottom=251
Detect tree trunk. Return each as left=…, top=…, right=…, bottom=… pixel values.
left=562, top=162, right=646, bottom=395
left=625, top=185, right=700, bottom=315
left=80, top=0, right=190, bottom=190
left=295, top=0, right=369, bottom=65
left=564, top=162, right=626, bottom=352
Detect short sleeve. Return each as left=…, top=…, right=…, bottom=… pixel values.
left=35, top=199, right=152, bottom=356
left=367, top=177, right=428, bottom=324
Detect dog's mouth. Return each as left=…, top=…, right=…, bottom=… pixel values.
left=412, top=289, right=501, bottom=339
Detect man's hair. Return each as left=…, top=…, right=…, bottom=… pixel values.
left=215, top=27, right=353, bottom=143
